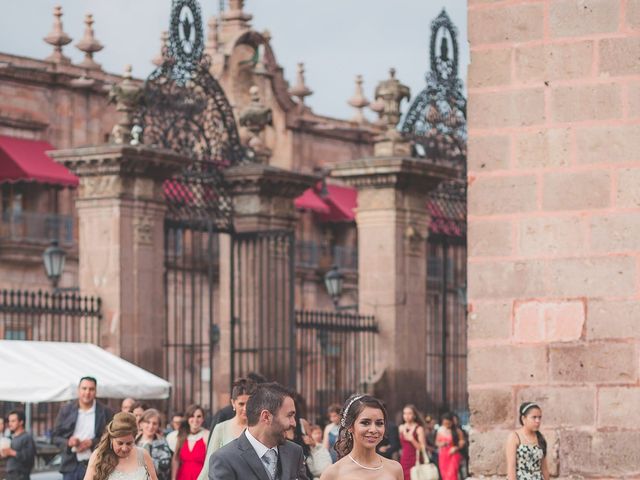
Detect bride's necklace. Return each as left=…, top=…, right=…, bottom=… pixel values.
left=348, top=454, right=383, bottom=471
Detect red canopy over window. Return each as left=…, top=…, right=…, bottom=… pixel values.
left=295, top=182, right=357, bottom=222
left=0, top=135, right=78, bottom=187
left=296, top=180, right=465, bottom=237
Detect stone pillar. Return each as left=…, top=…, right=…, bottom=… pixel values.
left=331, top=157, right=453, bottom=413
left=331, top=68, right=455, bottom=413
left=49, top=145, right=183, bottom=375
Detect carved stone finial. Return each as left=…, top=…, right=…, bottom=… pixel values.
left=108, top=65, right=142, bottom=145
left=44, top=5, right=72, bottom=64
left=76, top=14, right=103, bottom=70
left=239, top=85, right=273, bottom=163
left=373, top=68, right=411, bottom=157
left=205, top=17, right=219, bottom=56
left=348, top=75, right=370, bottom=124
left=222, top=0, right=252, bottom=31
left=288, top=62, right=313, bottom=111
left=152, top=31, right=170, bottom=67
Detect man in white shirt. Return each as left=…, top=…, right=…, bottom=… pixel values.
left=52, top=377, right=113, bottom=480
left=208, top=382, right=308, bottom=480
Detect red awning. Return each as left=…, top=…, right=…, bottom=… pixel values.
left=295, top=182, right=356, bottom=222
left=294, top=187, right=330, bottom=214
left=0, top=135, right=78, bottom=187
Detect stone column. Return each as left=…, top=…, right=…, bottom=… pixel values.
left=331, top=157, right=453, bottom=412
left=331, top=68, right=455, bottom=412
left=49, top=145, right=183, bottom=375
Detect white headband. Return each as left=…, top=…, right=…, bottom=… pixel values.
left=520, top=402, right=539, bottom=415
left=340, top=394, right=365, bottom=427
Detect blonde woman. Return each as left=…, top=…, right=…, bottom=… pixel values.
left=83, top=412, right=157, bottom=480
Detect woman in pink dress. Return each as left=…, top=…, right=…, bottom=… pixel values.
left=398, top=404, right=426, bottom=480
left=172, top=405, right=209, bottom=480
left=436, top=413, right=465, bottom=480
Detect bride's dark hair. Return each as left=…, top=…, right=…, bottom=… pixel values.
left=334, top=394, right=387, bottom=459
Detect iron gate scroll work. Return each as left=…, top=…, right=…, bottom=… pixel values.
left=136, top=0, right=244, bottom=412
left=401, top=9, right=468, bottom=416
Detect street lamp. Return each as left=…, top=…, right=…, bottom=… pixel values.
left=42, top=240, right=66, bottom=290
left=323, top=264, right=357, bottom=311
left=42, top=241, right=79, bottom=293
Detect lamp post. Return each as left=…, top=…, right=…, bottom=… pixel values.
left=42, top=240, right=78, bottom=293
left=323, top=264, right=357, bottom=311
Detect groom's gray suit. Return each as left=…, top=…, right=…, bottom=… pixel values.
left=208, top=431, right=308, bottom=480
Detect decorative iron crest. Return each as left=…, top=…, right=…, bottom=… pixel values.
left=400, top=9, right=468, bottom=236
left=430, top=11, right=459, bottom=85
left=135, top=0, right=248, bottom=230
left=169, top=0, right=204, bottom=71
left=401, top=9, right=466, bottom=168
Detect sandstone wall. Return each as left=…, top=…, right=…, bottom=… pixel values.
left=467, top=1, right=640, bottom=477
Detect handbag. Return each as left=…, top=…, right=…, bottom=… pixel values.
left=410, top=447, right=439, bottom=480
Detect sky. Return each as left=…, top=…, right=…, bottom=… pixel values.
left=0, top=0, right=468, bottom=121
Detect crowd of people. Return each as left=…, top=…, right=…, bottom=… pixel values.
left=0, top=375, right=548, bottom=480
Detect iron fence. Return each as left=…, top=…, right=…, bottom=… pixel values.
left=0, top=289, right=101, bottom=342
left=295, top=309, right=378, bottom=425
left=0, top=289, right=102, bottom=437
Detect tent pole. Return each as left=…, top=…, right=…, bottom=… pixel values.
left=25, top=403, right=32, bottom=432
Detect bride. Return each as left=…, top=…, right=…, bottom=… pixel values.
left=320, top=394, right=402, bottom=480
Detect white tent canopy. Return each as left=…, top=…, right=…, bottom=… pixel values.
left=0, top=340, right=171, bottom=402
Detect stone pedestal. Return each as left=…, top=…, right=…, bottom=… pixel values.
left=49, top=145, right=184, bottom=375
left=331, top=156, right=454, bottom=413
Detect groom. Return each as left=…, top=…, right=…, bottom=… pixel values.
left=208, top=382, right=308, bottom=480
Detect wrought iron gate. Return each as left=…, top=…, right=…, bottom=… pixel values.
left=230, top=231, right=296, bottom=388
left=164, top=221, right=219, bottom=410
left=295, top=310, right=378, bottom=424
left=426, top=231, right=467, bottom=414
left=135, top=0, right=248, bottom=412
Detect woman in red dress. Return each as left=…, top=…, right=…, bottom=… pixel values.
left=436, top=412, right=465, bottom=480
left=172, top=405, right=209, bottom=480
left=398, top=404, right=426, bottom=480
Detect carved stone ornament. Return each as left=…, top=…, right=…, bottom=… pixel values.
left=373, top=68, right=411, bottom=157
left=133, top=215, right=154, bottom=245
left=79, top=175, right=122, bottom=199
left=239, top=86, right=272, bottom=163
left=108, top=65, right=142, bottom=145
